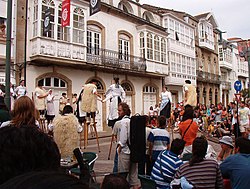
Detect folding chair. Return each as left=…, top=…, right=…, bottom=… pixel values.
left=138, top=174, right=156, bottom=189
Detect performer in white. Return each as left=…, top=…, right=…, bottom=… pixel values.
left=159, top=85, right=172, bottom=119
left=103, top=77, right=126, bottom=128
left=15, top=80, right=27, bottom=99
left=46, top=89, right=56, bottom=124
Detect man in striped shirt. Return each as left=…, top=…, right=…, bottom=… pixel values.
left=151, top=139, right=186, bottom=189
left=174, top=137, right=223, bottom=189
left=148, top=116, right=170, bottom=172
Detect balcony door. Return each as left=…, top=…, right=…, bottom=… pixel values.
left=119, top=36, right=130, bottom=62
left=87, top=25, right=101, bottom=56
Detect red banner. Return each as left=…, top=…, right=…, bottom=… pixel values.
left=62, top=0, right=70, bottom=27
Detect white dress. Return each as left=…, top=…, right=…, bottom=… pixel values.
left=46, top=94, right=55, bottom=116
left=103, top=84, right=126, bottom=121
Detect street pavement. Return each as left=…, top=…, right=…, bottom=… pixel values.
left=80, top=128, right=222, bottom=184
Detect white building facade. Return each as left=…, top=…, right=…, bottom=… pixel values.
left=163, top=13, right=196, bottom=106
left=24, top=0, right=169, bottom=131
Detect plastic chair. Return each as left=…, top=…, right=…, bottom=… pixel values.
left=138, top=174, right=156, bottom=189
left=70, top=149, right=98, bottom=183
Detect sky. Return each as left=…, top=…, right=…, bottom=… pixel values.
left=140, top=0, right=250, bottom=39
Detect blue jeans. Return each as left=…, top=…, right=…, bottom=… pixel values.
left=113, top=150, right=118, bottom=173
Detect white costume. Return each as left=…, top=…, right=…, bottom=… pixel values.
left=103, top=84, right=126, bottom=126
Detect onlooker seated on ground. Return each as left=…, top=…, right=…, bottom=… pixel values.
left=207, top=121, right=215, bottom=137
left=217, top=136, right=234, bottom=162
left=148, top=116, right=170, bottom=173
left=0, top=96, right=38, bottom=128
left=151, top=139, right=186, bottom=189
left=213, top=122, right=231, bottom=138
left=174, top=137, right=223, bottom=188
left=0, top=171, right=89, bottom=189
left=101, top=174, right=129, bottom=189
left=53, top=105, right=81, bottom=160
left=220, top=137, right=250, bottom=189
left=0, top=126, right=61, bottom=185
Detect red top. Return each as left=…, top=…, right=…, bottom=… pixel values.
left=179, top=119, right=198, bottom=146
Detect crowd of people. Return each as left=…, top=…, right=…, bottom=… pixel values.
left=0, top=77, right=250, bottom=189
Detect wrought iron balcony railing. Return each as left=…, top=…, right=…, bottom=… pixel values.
left=86, top=47, right=146, bottom=72
left=196, top=70, right=221, bottom=84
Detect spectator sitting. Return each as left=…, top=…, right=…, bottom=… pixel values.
left=217, top=136, right=234, bottom=162
left=151, top=139, right=186, bottom=189
left=174, top=137, right=223, bottom=188
left=0, top=96, right=11, bottom=126
left=101, top=174, right=129, bottom=189
left=220, top=137, right=250, bottom=189
left=0, top=171, right=89, bottom=189
left=0, top=96, right=38, bottom=128
left=53, top=105, right=81, bottom=160
left=0, top=126, right=60, bottom=185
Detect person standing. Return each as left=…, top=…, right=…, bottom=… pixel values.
left=10, top=83, right=16, bottom=110
left=159, top=86, right=172, bottom=119
left=103, top=77, right=126, bottom=128
left=178, top=106, right=198, bottom=148
left=238, top=101, right=250, bottom=138
left=46, top=89, right=56, bottom=125
left=183, top=80, right=197, bottom=108
left=81, top=79, right=102, bottom=123
left=76, top=87, right=86, bottom=126
left=15, top=80, right=27, bottom=99
left=148, top=116, right=170, bottom=173
left=115, top=102, right=140, bottom=189
left=34, top=82, right=48, bottom=118
left=59, top=93, right=68, bottom=115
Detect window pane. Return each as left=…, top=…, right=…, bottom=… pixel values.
left=60, top=80, right=66, bottom=87
left=54, top=78, right=59, bottom=87
left=45, top=78, right=51, bottom=86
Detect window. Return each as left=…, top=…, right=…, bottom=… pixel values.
left=33, top=0, right=38, bottom=37
left=73, top=8, right=84, bottom=43
left=161, top=38, right=166, bottom=63
left=119, top=37, right=130, bottom=61
left=38, top=77, right=67, bottom=88
left=154, top=35, right=160, bottom=61
left=57, top=4, right=70, bottom=41
left=87, top=25, right=101, bottom=55
left=41, top=0, right=55, bottom=38
left=147, top=33, right=153, bottom=60
left=140, top=32, right=145, bottom=58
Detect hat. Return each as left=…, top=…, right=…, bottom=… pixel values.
left=219, top=136, right=234, bottom=148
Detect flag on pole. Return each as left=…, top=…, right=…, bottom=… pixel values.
left=90, top=0, right=101, bottom=16
left=43, top=8, right=51, bottom=34
left=62, top=0, right=70, bottom=27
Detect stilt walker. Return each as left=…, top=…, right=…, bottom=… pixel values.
left=159, top=85, right=172, bottom=120
left=103, top=77, right=126, bottom=128
left=81, top=79, right=102, bottom=152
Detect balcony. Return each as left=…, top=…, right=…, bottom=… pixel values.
left=198, top=38, right=214, bottom=51
left=196, top=70, right=220, bottom=84
left=86, top=47, right=146, bottom=73
left=219, top=60, right=233, bottom=70
left=221, top=81, right=231, bottom=90
left=30, top=37, right=86, bottom=62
